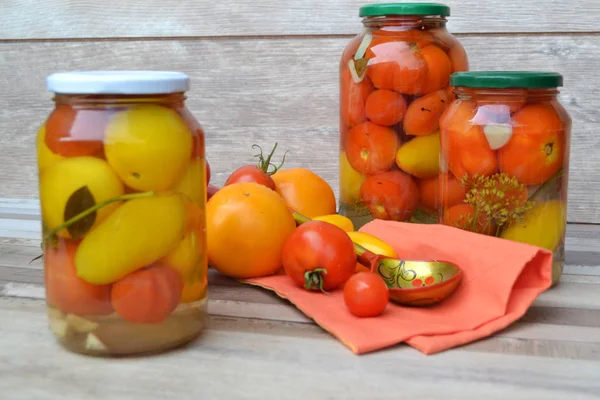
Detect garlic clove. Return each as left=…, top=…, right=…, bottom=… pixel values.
left=483, top=123, right=513, bottom=150
left=85, top=333, right=108, bottom=352
left=354, top=32, right=373, bottom=60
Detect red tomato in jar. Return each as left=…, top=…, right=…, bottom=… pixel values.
left=343, top=272, right=389, bottom=318
left=282, top=221, right=356, bottom=292
left=44, top=104, right=107, bottom=157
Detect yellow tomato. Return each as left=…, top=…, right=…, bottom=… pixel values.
left=346, top=231, right=398, bottom=258
left=313, top=214, right=354, bottom=232
left=339, top=151, right=366, bottom=205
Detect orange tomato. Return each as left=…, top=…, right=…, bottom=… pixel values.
left=498, top=104, right=565, bottom=185
left=45, top=240, right=113, bottom=317
left=403, top=89, right=449, bottom=136
left=207, top=182, right=297, bottom=278
left=440, top=100, right=498, bottom=179
left=364, top=89, right=407, bottom=126
left=420, top=45, right=452, bottom=94
left=272, top=168, right=337, bottom=218
left=345, top=121, right=399, bottom=175
left=111, top=265, right=183, bottom=324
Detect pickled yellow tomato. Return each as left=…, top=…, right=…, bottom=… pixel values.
left=173, top=158, right=206, bottom=203
left=40, top=156, right=124, bottom=238
left=160, top=229, right=203, bottom=282
left=104, top=105, right=193, bottom=191
left=75, top=193, right=186, bottom=285
left=501, top=200, right=566, bottom=251
left=340, top=151, right=366, bottom=205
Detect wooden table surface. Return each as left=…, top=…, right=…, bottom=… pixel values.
left=1, top=201, right=600, bottom=399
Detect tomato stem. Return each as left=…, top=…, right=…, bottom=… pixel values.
left=253, top=143, right=289, bottom=175
left=43, top=190, right=156, bottom=244
left=304, top=268, right=329, bottom=293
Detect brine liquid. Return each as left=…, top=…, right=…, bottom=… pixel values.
left=47, top=297, right=207, bottom=356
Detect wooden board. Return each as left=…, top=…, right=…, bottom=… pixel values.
left=2, top=297, right=600, bottom=399
left=1, top=35, right=599, bottom=223
left=2, top=0, right=600, bottom=39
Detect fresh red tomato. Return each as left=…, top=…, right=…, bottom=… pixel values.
left=225, top=165, right=276, bottom=190
left=343, top=272, right=389, bottom=317
left=282, top=220, right=356, bottom=292
left=224, top=143, right=286, bottom=190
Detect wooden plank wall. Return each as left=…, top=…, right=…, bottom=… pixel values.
left=1, top=0, right=599, bottom=225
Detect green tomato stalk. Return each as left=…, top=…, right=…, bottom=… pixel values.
left=42, top=190, right=156, bottom=246
left=253, top=143, right=288, bottom=175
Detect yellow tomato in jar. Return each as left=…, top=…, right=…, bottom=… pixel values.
left=339, top=151, right=366, bottom=205
left=347, top=231, right=398, bottom=258
left=313, top=214, right=354, bottom=232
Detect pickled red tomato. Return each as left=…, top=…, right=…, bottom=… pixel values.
left=346, top=121, right=399, bottom=175
left=428, top=27, right=469, bottom=73
left=45, top=240, right=113, bottom=317
left=420, top=173, right=467, bottom=212
left=365, top=36, right=428, bottom=95
left=420, top=45, right=452, bottom=94
left=364, top=89, right=407, bottom=126
left=403, top=89, right=449, bottom=136
left=476, top=89, right=528, bottom=115
left=340, top=64, right=374, bottom=127
left=45, top=104, right=107, bottom=157
left=360, top=170, right=419, bottom=221
left=498, top=103, right=565, bottom=185
left=443, top=204, right=496, bottom=235
left=439, top=100, right=498, bottom=179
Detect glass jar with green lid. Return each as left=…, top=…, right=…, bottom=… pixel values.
left=338, top=2, right=469, bottom=229
left=439, top=71, right=571, bottom=286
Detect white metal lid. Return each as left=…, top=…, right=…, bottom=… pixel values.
left=46, top=71, right=190, bottom=94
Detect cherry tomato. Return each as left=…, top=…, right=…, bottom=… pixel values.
left=343, top=272, right=389, bottom=318
left=282, top=220, right=356, bottom=292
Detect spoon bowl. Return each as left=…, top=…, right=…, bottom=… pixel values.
left=373, top=257, right=462, bottom=306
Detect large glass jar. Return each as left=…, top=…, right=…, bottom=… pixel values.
left=338, top=3, right=469, bottom=229
left=439, top=71, right=571, bottom=286
left=37, top=71, right=208, bottom=355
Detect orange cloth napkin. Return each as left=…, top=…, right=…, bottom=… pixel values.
left=243, top=219, right=553, bottom=355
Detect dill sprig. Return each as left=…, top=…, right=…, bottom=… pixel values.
left=460, top=172, right=535, bottom=236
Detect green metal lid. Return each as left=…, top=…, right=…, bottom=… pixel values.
left=359, top=3, right=450, bottom=17
left=450, top=71, right=564, bottom=89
